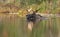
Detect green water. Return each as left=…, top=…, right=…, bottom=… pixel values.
left=0, top=15, right=60, bottom=37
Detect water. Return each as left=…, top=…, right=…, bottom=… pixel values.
left=0, top=14, right=60, bottom=37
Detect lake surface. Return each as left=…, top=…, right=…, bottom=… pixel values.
left=0, top=14, right=60, bottom=37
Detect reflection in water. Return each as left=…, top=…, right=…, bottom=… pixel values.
left=28, top=22, right=33, bottom=31
left=0, top=15, right=60, bottom=37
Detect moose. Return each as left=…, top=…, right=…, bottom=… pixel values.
left=26, top=8, right=47, bottom=31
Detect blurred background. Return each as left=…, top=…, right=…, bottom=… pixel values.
left=0, top=0, right=60, bottom=37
